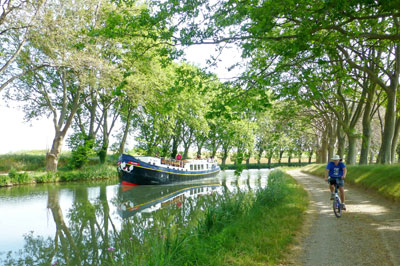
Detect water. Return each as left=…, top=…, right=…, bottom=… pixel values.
left=0, top=169, right=271, bottom=264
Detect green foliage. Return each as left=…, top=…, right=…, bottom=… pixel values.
left=199, top=192, right=252, bottom=235
left=58, top=165, right=117, bottom=182
left=35, top=172, right=58, bottom=183
left=67, top=133, right=96, bottom=169
left=0, top=175, right=10, bottom=186
left=256, top=170, right=289, bottom=206
left=8, top=168, right=32, bottom=184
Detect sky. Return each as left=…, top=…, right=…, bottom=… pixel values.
left=0, top=45, right=243, bottom=154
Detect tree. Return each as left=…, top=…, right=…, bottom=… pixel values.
left=150, top=0, right=400, bottom=165
left=6, top=0, right=118, bottom=171
left=0, top=0, right=44, bottom=92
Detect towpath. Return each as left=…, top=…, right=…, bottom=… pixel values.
left=285, top=169, right=400, bottom=266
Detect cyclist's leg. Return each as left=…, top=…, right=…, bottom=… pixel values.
left=328, top=178, right=335, bottom=199
left=339, top=186, right=344, bottom=201
left=338, top=179, right=345, bottom=209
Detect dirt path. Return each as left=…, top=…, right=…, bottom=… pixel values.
left=286, top=169, right=400, bottom=266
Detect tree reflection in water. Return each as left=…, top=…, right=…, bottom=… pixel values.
left=1, top=183, right=229, bottom=266
left=1, top=171, right=269, bottom=265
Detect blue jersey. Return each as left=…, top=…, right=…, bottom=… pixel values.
left=326, top=161, right=346, bottom=178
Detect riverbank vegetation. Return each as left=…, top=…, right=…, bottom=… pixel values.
left=165, top=170, right=308, bottom=265
left=302, top=164, right=400, bottom=201
left=0, top=151, right=118, bottom=187
left=1, top=170, right=308, bottom=266
left=0, top=165, right=117, bottom=187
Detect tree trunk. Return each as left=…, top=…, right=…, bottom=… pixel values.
left=397, top=149, right=400, bottom=163
left=321, top=129, right=328, bottom=164
left=171, top=137, right=179, bottom=159
left=99, top=140, right=108, bottom=164
left=328, top=123, right=336, bottom=161
left=316, top=149, right=322, bottom=164
left=390, top=116, right=400, bottom=163
left=221, top=154, right=228, bottom=167
left=369, top=150, right=375, bottom=164
left=212, top=149, right=217, bottom=158
left=183, top=145, right=190, bottom=159
left=359, top=88, right=374, bottom=164
left=119, top=108, right=132, bottom=154
left=380, top=89, right=396, bottom=164
left=346, top=134, right=358, bottom=165
left=99, top=108, right=109, bottom=164
left=278, top=150, right=284, bottom=164
left=257, top=149, right=263, bottom=165
left=337, top=123, right=346, bottom=159
left=46, top=134, right=64, bottom=172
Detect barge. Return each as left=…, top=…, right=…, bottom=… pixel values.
left=117, top=154, right=220, bottom=186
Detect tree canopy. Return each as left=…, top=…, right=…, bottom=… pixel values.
left=2, top=0, right=400, bottom=169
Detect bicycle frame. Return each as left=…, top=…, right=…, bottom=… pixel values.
left=332, top=181, right=342, bottom=218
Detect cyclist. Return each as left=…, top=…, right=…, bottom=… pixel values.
left=324, top=155, right=347, bottom=210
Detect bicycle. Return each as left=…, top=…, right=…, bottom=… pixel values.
left=329, top=178, right=342, bottom=218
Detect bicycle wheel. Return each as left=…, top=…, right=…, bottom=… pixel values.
left=333, top=197, right=342, bottom=218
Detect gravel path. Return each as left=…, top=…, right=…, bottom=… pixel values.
left=285, top=169, right=400, bottom=266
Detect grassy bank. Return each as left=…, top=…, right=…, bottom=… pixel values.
left=0, top=152, right=58, bottom=172
left=132, top=170, right=309, bottom=265
left=0, top=151, right=119, bottom=187
left=0, top=164, right=118, bottom=187
left=302, top=164, right=400, bottom=201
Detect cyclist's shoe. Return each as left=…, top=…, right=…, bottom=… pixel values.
left=341, top=203, right=346, bottom=211
left=330, top=193, right=335, bottom=200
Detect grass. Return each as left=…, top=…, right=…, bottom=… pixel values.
left=302, top=163, right=400, bottom=201
left=0, top=151, right=119, bottom=187
left=161, top=170, right=308, bottom=265
left=0, top=150, right=71, bottom=172
left=0, top=165, right=118, bottom=187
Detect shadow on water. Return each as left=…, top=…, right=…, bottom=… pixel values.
left=0, top=169, right=271, bottom=265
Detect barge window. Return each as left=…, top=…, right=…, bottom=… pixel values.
left=190, top=165, right=193, bottom=170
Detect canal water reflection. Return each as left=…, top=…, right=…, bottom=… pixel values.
left=0, top=169, right=270, bottom=264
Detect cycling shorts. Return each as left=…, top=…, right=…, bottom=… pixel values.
left=328, top=177, right=344, bottom=187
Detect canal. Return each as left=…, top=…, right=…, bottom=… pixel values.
left=0, top=169, right=271, bottom=265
